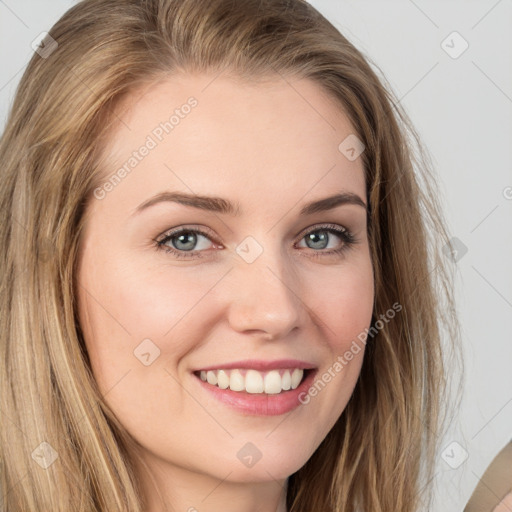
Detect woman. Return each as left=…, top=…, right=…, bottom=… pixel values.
left=0, top=0, right=459, bottom=510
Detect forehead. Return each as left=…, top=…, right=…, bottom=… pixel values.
left=93, top=72, right=366, bottom=215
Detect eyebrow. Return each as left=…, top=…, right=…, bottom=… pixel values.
left=132, top=190, right=367, bottom=217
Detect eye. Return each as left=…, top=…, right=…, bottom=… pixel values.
left=155, top=223, right=356, bottom=260
left=156, top=226, right=219, bottom=259
left=295, top=223, right=356, bottom=258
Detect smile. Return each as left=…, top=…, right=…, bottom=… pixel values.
left=192, top=366, right=318, bottom=416
left=195, top=368, right=306, bottom=394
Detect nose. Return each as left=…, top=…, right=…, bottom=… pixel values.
left=225, top=247, right=306, bottom=340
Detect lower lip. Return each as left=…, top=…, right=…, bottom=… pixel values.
left=193, top=369, right=318, bottom=416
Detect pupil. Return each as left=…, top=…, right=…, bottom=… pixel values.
left=170, top=230, right=329, bottom=252
left=307, top=231, right=327, bottom=250
left=175, top=232, right=196, bottom=251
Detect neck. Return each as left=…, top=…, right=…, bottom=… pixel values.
left=134, top=452, right=289, bottom=512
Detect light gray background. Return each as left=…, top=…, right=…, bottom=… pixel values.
left=1, top=1, right=511, bottom=510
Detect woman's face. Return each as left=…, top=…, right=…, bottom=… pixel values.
left=76, top=72, right=374, bottom=487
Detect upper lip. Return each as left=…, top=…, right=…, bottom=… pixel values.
left=193, top=359, right=317, bottom=372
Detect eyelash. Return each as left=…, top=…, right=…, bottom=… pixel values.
left=155, top=223, right=356, bottom=260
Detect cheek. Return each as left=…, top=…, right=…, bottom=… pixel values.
left=78, top=257, right=208, bottom=350
left=308, top=256, right=374, bottom=345
left=114, top=261, right=220, bottom=335
left=298, top=257, right=373, bottom=427
left=75, top=237, right=375, bottom=481
left=76, top=254, right=227, bottom=414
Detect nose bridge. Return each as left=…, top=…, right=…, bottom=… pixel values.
left=226, top=237, right=304, bottom=338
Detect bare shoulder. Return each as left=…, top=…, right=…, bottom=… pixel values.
left=464, top=441, right=512, bottom=512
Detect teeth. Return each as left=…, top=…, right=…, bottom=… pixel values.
left=290, top=368, right=303, bottom=389
left=229, top=369, right=245, bottom=391
left=246, top=369, right=264, bottom=393
left=281, top=370, right=291, bottom=390
left=217, top=370, right=229, bottom=389
left=206, top=370, right=217, bottom=385
left=197, top=368, right=305, bottom=394
left=264, top=370, right=281, bottom=394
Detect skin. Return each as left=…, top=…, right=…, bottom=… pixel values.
left=494, top=492, right=512, bottom=512
left=76, top=72, right=374, bottom=512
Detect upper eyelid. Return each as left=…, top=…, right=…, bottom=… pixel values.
left=156, top=225, right=217, bottom=244
left=156, top=223, right=353, bottom=249
left=157, top=223, right=350, bottom=240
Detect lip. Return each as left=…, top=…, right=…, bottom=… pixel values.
left=193, top=358, right=316, bottom=372
left=192, top=366, right=318, bottom=416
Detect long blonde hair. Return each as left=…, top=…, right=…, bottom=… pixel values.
left=0, top=0, right=459, bottom=510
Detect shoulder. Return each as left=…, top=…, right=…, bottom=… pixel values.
left=464, top=441, right=512, bottom=512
